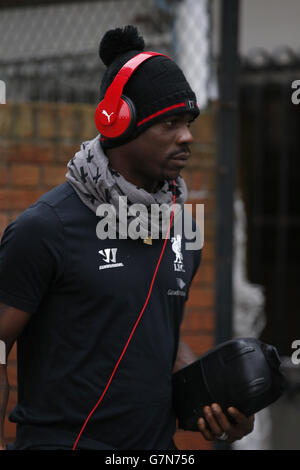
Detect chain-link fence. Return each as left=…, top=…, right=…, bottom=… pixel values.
left=0, top=0, right=213, bottom=108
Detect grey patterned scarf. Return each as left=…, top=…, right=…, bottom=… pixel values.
left=66, top=135, right=187, bottom=238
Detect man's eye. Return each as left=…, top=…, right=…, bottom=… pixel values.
left=163, top=118, right=193, bottom=128
left=163, top=119, right=177, bottom=127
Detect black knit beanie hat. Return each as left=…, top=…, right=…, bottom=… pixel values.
left=98, top=25, right=200, bottom=149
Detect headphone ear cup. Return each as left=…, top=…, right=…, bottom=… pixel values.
left=118, top=95, right=136, bottom=140
left=95, top=95, right=136, bottom=140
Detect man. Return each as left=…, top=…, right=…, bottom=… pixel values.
left=0, top=26, right=254, bottom=450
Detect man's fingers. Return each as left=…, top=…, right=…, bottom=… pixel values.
left=227, top=407, right=247, bottom=423
left=227, top=407, right=255, bottom=433
left=227, top=406, right=254, bottom=424
left=197, top=417, right=214, bottom=441
left=210, top=403, right=232, bottom=432
left=197, top=404, right=255, bottom=443
left=202, top=405, right=226, bottom=437
left=209, top=404, right=255, bottom=441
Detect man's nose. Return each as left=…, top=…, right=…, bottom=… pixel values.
left=177, top=125, right=194, bottom=145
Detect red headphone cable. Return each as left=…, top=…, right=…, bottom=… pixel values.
left=72, top=180, right=176, bottom=450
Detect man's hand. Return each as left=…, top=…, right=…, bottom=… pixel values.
left=197, top=403, right=254, bottom=443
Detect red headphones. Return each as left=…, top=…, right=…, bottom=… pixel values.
left=95, top=51, right=166, bottom=140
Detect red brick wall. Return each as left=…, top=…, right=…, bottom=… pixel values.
left=174, top=106, right=216, bottom=450
left=0, top=102, right=216, bottom=449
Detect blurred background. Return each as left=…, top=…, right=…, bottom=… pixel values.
left=0, top=0, right=300, bottom=450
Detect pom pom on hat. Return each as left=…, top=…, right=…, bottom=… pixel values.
left=99, top=25, right=145, bottom=67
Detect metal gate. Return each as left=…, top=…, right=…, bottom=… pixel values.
left=239, top=48, right=300, bottom=356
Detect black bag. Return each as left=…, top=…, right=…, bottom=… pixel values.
left=172, top=337, right=286, bottom=431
